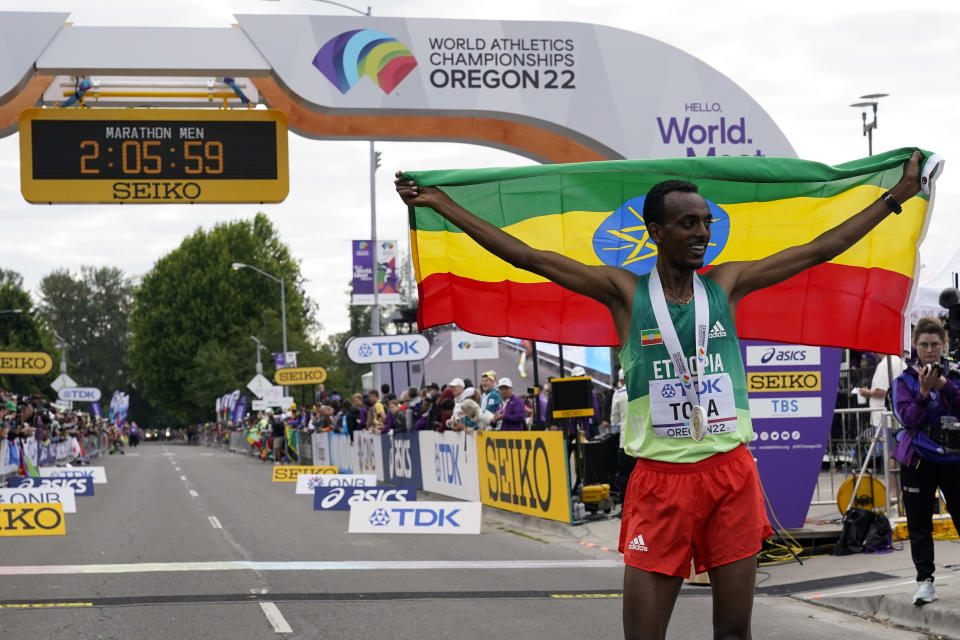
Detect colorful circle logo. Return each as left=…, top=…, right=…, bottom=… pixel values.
left=313, top=30, right=418, bottom=95
left=591, top=194, right=730, bottom=274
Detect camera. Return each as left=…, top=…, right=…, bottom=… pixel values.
left=935, top=415, right=960, bottom=452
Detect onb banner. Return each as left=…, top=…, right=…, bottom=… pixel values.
left=348, top=501, right=482, bottom=534
left=295, top=473, right=377, bottom=495
left=418, top=431, right=480, bottom=502
left=0, top=487, right=76, bottom=513
left=39, top=465, right=107, bottom=484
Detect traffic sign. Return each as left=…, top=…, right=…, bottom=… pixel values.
left=50, top=373, right=77, bottom=392
left=346, top=334, right=430, bottom=364
left=246, top=373, right=272, bottom=398
left=273, top=366, right=327, bottom=386
left=57, top=387, right=101, bottom=402
left=262, top=385, right=283, bottom=405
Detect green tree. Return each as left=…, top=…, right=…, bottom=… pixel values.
left=128, top=213, right=316, bottom=424
left=37, top=266, right=134, bottom=395
left=0, top=269, right=59, bottom=396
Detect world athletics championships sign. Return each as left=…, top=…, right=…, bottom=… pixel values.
left=0, top=14, right=796, bottom=164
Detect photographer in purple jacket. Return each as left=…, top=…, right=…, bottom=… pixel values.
left=892, top=317, right=960, bottom=606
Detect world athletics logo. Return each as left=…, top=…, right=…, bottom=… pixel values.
left=591, top=195, right=730, bottom=275
left=313, top=29, right=418, bottom=94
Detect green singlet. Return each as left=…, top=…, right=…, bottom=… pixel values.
left=619, top=273, right=753, bottom=463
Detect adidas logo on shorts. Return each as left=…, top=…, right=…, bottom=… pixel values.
left=708, top=321, right=727, bottom=339
left=627, top=534, right=648, bottom=552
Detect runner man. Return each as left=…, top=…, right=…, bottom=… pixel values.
left=396, top=152, right=921, bottom=640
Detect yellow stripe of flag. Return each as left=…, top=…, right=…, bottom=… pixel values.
left=414, top=185, right=922, bottom=284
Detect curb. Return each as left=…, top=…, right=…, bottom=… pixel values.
left=805, top=593, right=960, bottom=639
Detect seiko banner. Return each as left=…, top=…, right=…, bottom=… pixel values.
left=349, top=501, right=482, bottom=535
left=39, top=465, right=107, bottom=484
left=271, top=465, right=337, bottom=482
left=8, top=476, right=94, bottom=497
left=0, top=487, right=76, bottom=514
left=295, top=473, right=377, bottom=495
left=382, top=431, right=423, bottom=490
left=477, top=431, right=572, bottom=523
left=346, top=334, right=430, bottom=364
left=354, top=431, right=386, bottom=481
left=418, top=431, right=480, bottom=502
left=0, top=503, right=66, bottom=537
left=314, top=486, right=415, bottom=511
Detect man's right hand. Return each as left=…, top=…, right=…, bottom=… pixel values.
left=395, top=171, right=444, bottom=209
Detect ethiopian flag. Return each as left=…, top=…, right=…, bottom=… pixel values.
left=403, top=148, right=941, bottom=354
left=285, top=424, right=299, bottom=464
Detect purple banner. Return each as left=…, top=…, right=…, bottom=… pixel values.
left=232, top=395, right=248, bottom=423
left=741, top=340, right=841, bottom=529
left=351, top=240, right=375, bottom=301
left=351, top=240, right=401, bottom=305
left=90, top=402, right=101, bottom=418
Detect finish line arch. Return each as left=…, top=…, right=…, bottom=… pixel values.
left=0, top=12, right=795, bottom=166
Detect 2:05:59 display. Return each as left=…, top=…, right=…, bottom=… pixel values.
left=78, top=140, right=224, bottom=175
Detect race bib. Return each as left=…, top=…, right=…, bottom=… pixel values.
left=649, top=373, right=738, bottom=439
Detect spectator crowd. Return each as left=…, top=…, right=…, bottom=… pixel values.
left=199, top=369, right=628, bottom=465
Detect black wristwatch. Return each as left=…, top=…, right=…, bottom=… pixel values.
left=881, top=191, right=902, bottom=215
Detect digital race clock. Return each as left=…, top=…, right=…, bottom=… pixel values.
left=19, top=108, right=288, bottom=204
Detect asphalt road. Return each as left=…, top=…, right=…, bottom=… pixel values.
left=0, top=443, right=929, bottom=639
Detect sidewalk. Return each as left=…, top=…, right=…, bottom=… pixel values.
left=483, top=504, right=960, bottom=639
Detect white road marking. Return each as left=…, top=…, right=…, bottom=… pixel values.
left=180, top=475, right=187, bottom=481
left=0, top=560, right=623, bottom=575
left=208, top=516, right=223, bottom=529
left=250, top=587, right=291, bottom=632
left=174, top=467, right=181, bottom=471
left=258, top=602, right=293, bottom=633
left=189, top=490, right=198, bottom=497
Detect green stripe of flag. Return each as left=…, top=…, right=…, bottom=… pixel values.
left=404, top=148, right=928, bottom=233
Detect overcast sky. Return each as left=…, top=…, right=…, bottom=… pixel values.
left=2, top=0, right=958, bottom=341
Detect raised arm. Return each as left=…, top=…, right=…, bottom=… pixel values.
left=396, top=174, right=638, bottom=344
left=708, top=151, right=922, bottom=304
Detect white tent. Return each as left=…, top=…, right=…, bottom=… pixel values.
left=910, top=247, right=960, bottom=322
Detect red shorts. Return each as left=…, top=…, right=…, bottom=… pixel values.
left=618, top=444, right=773, bottom=578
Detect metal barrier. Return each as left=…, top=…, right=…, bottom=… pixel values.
left=811, top=406, right=899, bottom=517
left=297, top=431, right=312, bottom=465
left=1, top=432, right=109, bottom=486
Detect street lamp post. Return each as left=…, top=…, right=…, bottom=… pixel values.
left=250, top=335, right=268, bottom=375
left=850, top=93, right=888, bottom=157
left=53, top=331, right=69, bottom=376
left=232, top=262, right=288, bottom=392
